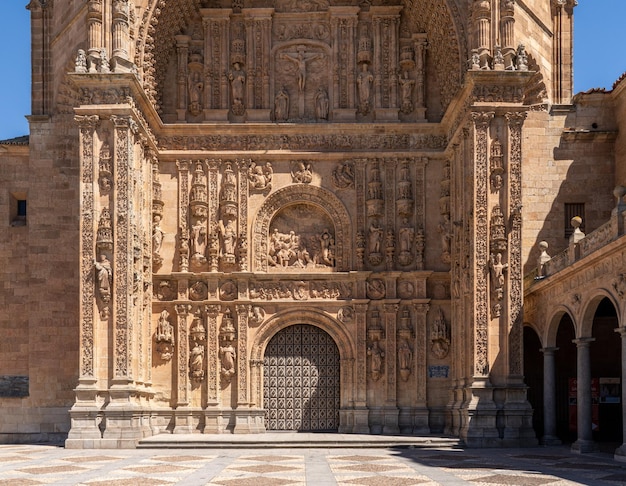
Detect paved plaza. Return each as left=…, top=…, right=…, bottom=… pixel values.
left=1, top=439, right=626, bottom=486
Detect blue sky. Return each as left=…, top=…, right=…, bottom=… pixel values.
left=0, top=1, right=624, bottom=140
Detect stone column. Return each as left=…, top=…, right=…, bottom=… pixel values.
left=571, top=337, right=598, bottom=453
left=233, top=304, right=250, bottom=433
left=87, top=0, right=103, bottom=61
left=614, top=327, right=626, bottom=461
left=540, top=347, right=561, bottom=445
left=176, top=160, right=190, bottom=272
left=111, top=0, right=130, bottom=61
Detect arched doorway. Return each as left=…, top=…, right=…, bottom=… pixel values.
left=263, top=324, right=340, bottom=431
left=555, top=313, right=577, bottom=443
left=523, top=326, right=543, bottom=439
left=590, top=297, right=621, bottom=444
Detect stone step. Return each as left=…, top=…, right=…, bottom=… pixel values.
left=137, top=432, right=461, bottom=449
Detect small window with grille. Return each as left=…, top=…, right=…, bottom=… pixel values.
left=564, top=202, right=585, bottom=238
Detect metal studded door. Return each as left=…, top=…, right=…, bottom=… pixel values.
left=264, top=324, right=340, bottom=431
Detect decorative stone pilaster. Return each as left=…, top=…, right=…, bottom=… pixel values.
left=471, top=111, right=494, bottom=379
left=413, top=303, right=430, bottom=434
left=571, top=337, right=599, bottom=453
left=176, top=160, right=190, bottom=272
left=67, top=115, right=102, bottom=448
left=353, top=303, right=370, bottom=433
left=111, top=115, right=135, bottom=383
left=383, top=303, right=399, bottom=434
left=234, top=304, right=250, bottom=433
left=173, top=304, right=193, bottom=434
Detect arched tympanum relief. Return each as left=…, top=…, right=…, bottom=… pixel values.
left=253, top=185, right=352, bottom=272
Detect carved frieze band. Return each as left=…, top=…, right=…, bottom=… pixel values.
left=157, top=133, right=447, bottom=152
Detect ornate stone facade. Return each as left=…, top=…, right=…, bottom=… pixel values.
left=8, top=0, right=626, bottom=453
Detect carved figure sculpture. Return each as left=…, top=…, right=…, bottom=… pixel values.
left=155, top=309, right=174, bottom=361
left=152, top=215, right=164, bottom=256
left=368, top=220, right=383, bottom=254
left=248, top=306, right=265, bottom=326
left=357, top=63, right=374, bottom=114
left=219, top=219, right=237, bottom=259
left=315, top=87, right=329, bottom=120
left=318, top=229, right=335, bottom=267
left=188, top=70, right=203, bottom=115
left=75, top=49, right=88, bottom=73
left=274, top=86, right=290, bottom=121
left=291, top=161, right=312, bottom=183
left=431, top=306, right=451, bottom=359
left=280, top=47, right=322, bottom=92
left=229, top=62, right=246, bottom=106
left=489, top=252, right=508, bottom=300
left=399, top=71, right=415, bottom=114
left=220, top=343, right=236, bottom=379
left=94, top=254, right=113, bottom=303
left=190, top=343, right=205, bottom=381
left=190, top=219, right=208, bottom=267
left=332, top=162, right=354, bottom=188
left=367, top=340, right=384, bottom=381
left=398, top=340, right=413, bottom=381
left=248, top=161, right=273, bottom=191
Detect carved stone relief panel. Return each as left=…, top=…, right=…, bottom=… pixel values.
left=267, top=203, right=336, bottom=272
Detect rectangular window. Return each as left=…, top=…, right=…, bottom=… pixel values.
left=564, top=202, right=585, bottom=238
left=10, top=192, right=27, bottom=226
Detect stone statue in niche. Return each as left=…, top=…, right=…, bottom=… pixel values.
left=94, top=253, right=113, bottom=306
left=218, top=219, right=237, bottom=263
left=398, top=220, right=415, bottom=266
left=398, top=340, right=413, bottom=381
left=220, top=343, right=236, bottom=380
left=189, top=343, right=205, bottom=382
left=399, top=71, right=415, bottom=114
left=368, top=219, right=383, bottom=266
left=274, top=86, right=290, bottom=121
left=315, top=87, right=329, bottom=120
left=280, top=46, right=322, bottom=92
left=291, top=161, right=312, bottom=184
left=367, top=340, right=385, bottom=381
left=357, top=63, right=373, bottom=114
left=332, top=162, right=354, bottom=189
left=188, top=70, right=204, bottom=116
left=489, top=252, right=508, bottom=301
left=248, top=161, right=273, bottom=192
left=431, top=307, right=451, bottom=359
left=317, top=229, right=335, bottom=267
left=152, top=214, right=164, bottom=267
left=229, top=62, right=246, bottom=116
left=155, top=310, right=175, bottom=361
left=190, top=218, right=208, bottom=268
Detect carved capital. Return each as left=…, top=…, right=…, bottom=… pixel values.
left=205, top=304, right=221, bottom=318
left=471, top=111, right=495, bottom=129
left=175, top=304, right=192, bottom=316
left=505, top=111, right=527, bottom=128
left=75, top=114, right=100, bottom=129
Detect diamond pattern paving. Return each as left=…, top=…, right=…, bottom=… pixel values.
left=469, top=474, right=559, bottom=485
left=340, top=477, right=429, bottom=486
left=212, top=478, right=299, bottom=486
